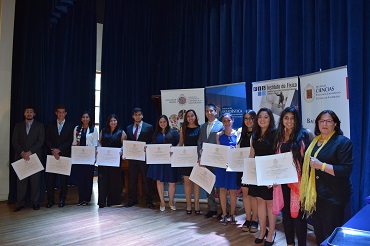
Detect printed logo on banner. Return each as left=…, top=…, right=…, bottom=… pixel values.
left=304, top=84, right=315, bottom=103
left=253, top=85, right=266, bottom=96
left=178, top=94, right=187, bottom=105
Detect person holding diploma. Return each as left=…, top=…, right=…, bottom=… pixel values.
left=98, top=114, right=127, bottom=208
left=45, top=104, right=74, bottom=208
left=12, top=106, right=45, bottom=212
left=215, top=113, right=239, bottom=225
left=147, top=115, right=181, bottom=211
left=273, top=107, right=312, bottom=246
left=300, top=110, right=353, bottom=245
left=236, top=110, right=259, bottom=232
left=72, top=111, right=99, bottom=206
left=249, top=108, right=277, bottom=245
left=178, top=109, right=201, bottom=214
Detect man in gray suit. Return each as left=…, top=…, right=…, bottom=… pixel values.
left=197, top=103, right=224, bottom=218
left=12, top=106, right=45, bottom=212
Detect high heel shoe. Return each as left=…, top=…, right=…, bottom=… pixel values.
left=194, top=210, right=200, bottom=215
left=186, top=209, right=192, bottom=214
left=263, top=231, right=276, bottom=246
left=254, top=229, right=268, bottom=244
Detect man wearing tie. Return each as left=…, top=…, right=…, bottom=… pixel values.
left=197, top=103, right=224, bottom=218
left=125, top=108, right=154, bottom=208
left=45, top=105, right=74, bottom=208
left=12, top=106, right=45, bottom=212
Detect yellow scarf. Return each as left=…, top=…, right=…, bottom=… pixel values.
left=300, top=130, right=336, bottom=217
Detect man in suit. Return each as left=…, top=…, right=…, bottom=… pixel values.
left=125, top=108, right=154, bottom=208
left=45, top=104, right=74, bottom=208
left=12, top=106, right=45, bottom=212
left=197, top=103, right=224, bottom=218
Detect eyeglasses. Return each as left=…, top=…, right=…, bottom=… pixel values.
left=318, top=119, right=334, bottom=124
left=244, top=117, right=253, bottom=121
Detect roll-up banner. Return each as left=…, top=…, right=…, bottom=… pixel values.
left=300, top=66, right=350, bottom=137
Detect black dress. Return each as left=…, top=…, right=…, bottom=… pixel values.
left=98, top=128, right=123, bottom=206
left=248, top=129, right=276, bottom=200
left=180, top=126, right=200, bottom=176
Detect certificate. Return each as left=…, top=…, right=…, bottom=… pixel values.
left=226, top=147, right=250, bottom=172
left=46, top=155, right=72, bottom=176
left=122, top=140, right=146, bottom=161
left=71, top=146, right=96, bottom=165
left=200, top=143, right=229, bottom=169
left=170, top=146, right=198, bottom=167
left=242, top=158, right=257, bottom=185
left=96, top=147, right=121, bottom=167
left=11, top=154, right=44, bottom=180
left=189, top=165, right=216, bottom=194
left=146, top=144, right=172, bottom=164
left=255, top=152, right=298, bottom=186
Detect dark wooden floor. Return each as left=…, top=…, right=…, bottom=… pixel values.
left=0, top=179, right=317, bottom=246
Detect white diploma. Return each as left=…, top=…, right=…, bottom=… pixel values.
left=11, top=154, right=44, bottom=180
left=189, top=165, right=216, bottom=194
left=46, top=155, right=72, bottom=176
left=242, top=158, right=257, bottom=185
left=146, top=144, right=172, bottom=164
left=96, top=147, right=121, bottom=167
left=255, top=152, right=298, bottom=186
left=71, top=146, right=96, bottom=165
left=122, top=140, right=146, bottom=161
left=170, top=146, right=198, bottom=167
left=200, top=143, right=229, bottom=169
left=226, top=147, right=251, bottom=172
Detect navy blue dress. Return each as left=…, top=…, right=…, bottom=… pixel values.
left=214, top=133, right=240, bottom=190
left=147, top=130, right=181, bottom=183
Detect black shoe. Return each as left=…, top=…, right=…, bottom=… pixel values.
left=82, top=201, right=89, bottom=206
left=77, top=201, right=84, bottom=206
left=204, top=210, right=217, bottom=218
left=242, top=220, right=251, bottom=232
left=46, top=201, right=54, bottom=208
left=99, top=204, right=105, bottom=208
left=125, top=201, right=138, bottom=208
left=13, top=206, right=24, bottom=212
left=33, top=204, right=40, bottom=210
left=249, top=220, right=259, bottom=233
left=264, top=231, right=276, bottom=246
left=146, top=202, right=154, bottom=209
left=58, top=200, right=65, bottom=207
left=255, top=229, right=268, bottom=244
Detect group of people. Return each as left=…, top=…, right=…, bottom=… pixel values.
left=12, top=103, right=353, bottom=246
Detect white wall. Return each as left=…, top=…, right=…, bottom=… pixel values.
left=0, top=0, right=16, bottom=201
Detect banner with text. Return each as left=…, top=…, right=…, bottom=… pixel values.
left=161, top=88, right=205, bottom=131
left=300, top=66, right=350, bottom=137
left=205, top=82, right=247, bottom=128
left=252, top=77, right=299, bottom=123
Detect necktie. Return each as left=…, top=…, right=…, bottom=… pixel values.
left=26, top=123, right=30, bottom=135
left=58, top=122, right=63, bottom=135
left=133, top=124, right=139, bottom=140
left=207, top=122, right=213, bottom=138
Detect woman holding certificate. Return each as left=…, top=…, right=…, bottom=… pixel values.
left=147, top=115, right=181, bottom=212
left=300, top=110, right=353, bottom=245
left=236, top=110, right=259, bottom=232
left=178, top=109, right=201, bottom=214
left=249, top=108, right=277, bottom=245
left=273, top=107, right=311, bottom=246
left=215, top=113, right=239, bottom=225
left=98, top=114, right=127, bottom=208
left=72, top=111, right=99, bottom=206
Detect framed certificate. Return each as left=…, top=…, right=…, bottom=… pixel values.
left=11, top=154, right=44, bottom=180
left=189, top=165, right=216, bottom=194
left=146, top=144, right=172, bottom=164
left=200, top=143, right=229, bottom=169
left=96, top=147, right=121, bottom=167
left=242, top=158, right=257, bottom=185
left=122, top=140, right=146, bottom=161
left=46, top=155, right=72, bottom=176
left=226, top=147, right=250, bottom=172
left=170, top=146, right=198, bottom=167
left=71, top=146, right=96, bottom=165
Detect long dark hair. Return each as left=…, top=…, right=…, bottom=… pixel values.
left=252, top=108, right=275, bottom=140
left=152, top=115, right=173, bottom=143
left=275, top=106, right=308, bottom=164
left=181, top=109, right=200, bottom=135
left=78, top=111, right=94, bottom=133
left=239, top=110, right=256, bottom=144
left=104, top=114, right=119, bottom=134
left=314, top=110, right=343, bottom=135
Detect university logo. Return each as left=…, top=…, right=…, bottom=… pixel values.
left=178, top=94, right=187, bottom=105
left=304, top=84, right=315, bottom=103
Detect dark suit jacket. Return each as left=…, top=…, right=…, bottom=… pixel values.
left=126, top=121, right=154, bottom=144
left=197, top=119, right=224, bottom=156
left=314, top=133, right=353, bottom=205
left=45, top=120, right=74, bottom=157
left=12, top=120, right=45, bottom=161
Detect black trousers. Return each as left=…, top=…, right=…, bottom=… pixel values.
left=16, top=171, right=41, bottom=207
left=98, top=166, right=122, bottom=206
left=281, top=184, right=307, bottom=246
left=46, top=173, right=68, bottom=202
left=312, top=199, right=346, bottom=246
left=75, top=164, right=95, bottom=203
left=128, top=160, right=153, bottom=203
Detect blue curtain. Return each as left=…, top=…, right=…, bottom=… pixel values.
left=101, top=0, right=370, bottom=214
left=9, top=0, right=97, bottom=202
